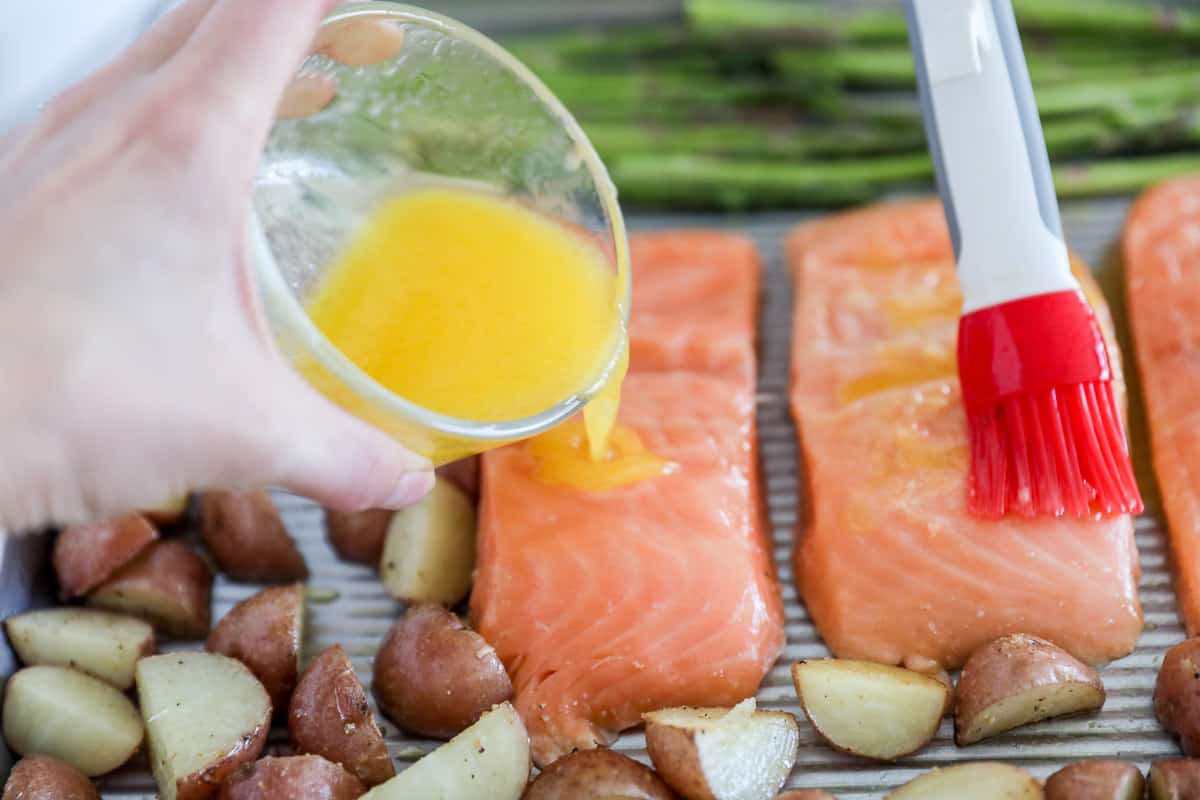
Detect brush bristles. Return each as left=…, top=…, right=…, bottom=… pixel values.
left=968, top=381, right=1143, bottom=519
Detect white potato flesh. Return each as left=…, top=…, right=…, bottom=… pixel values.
left=136, top=652, right=271, bottom=800
left=792, top=659, right=948, bottom=760
left=645, top=699, right=799, bottom=800
left=5, top=608, right=154, bottom=689
left=380, top=479, right=476, bottom=606
left=360, top=702, right=530, bottom=800
left=959, top=683, right=1104, bottom=745
left=885, top=763, right=1044, bottom=799
left=2, top=666, right=143, bottom=776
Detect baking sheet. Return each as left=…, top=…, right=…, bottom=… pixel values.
left=6, top=198, right=1178, bottom=798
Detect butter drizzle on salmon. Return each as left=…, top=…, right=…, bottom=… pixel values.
left=470, top=231, right=784, bottom=767
left=790, top=200, right=1142, bottom=669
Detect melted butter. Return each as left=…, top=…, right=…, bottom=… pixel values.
left=527, top=417, right=676, bottom=492
left=883, top=282, right=962, bottom=329
left=838, top=344, right=957, bottom=404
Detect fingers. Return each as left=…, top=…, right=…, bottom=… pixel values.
left=263, top=368, right=434, bottom=512
left=166, top=0, right=339, bottom=156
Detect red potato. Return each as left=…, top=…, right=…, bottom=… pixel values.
left=142, top=494, right=190, bottom=527
left=216, top=755, right=364, bottom=800
left=276, top=73, right=337, bottom=121
left=522, top=749, right=677, bottom=800
left=206, top=584, right=305, bottom=714
left=289, top=644, right=395, bottom=787
left=314, top=18, right=406, bottom=65
left=1154, top=638, right=1200, bottom=755
left=373, top=603, right=512, bottom=740
left=437, top=457, right=479, bottom=499
left=87, top=540, right=213, bottom=639
left=1148, top=760, right=1200, bottom=799
left=324, top=508, right=393, bottom=565
left=52, top=514, right=157, bottom=599
left=2, top=755, right=99, bottom=800
left=5, top=608, right=155, bottom=690
left=200, top=490, right=307, bottom=582
left=1044, top=760, right=1143, bottom=800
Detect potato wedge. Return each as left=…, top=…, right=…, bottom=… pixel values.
left=1044, top=760, right=1143, bottom=800
left=136, top=652, right=271, bottom=800
left=52, top=514, right=158, bottom=599
left=523, top=748, right=676, bottom=800
left=314, top=17, right=406, bottom=65
left=380, top=478, right=475, bottom=606
left=5, top=607, right=154, bottom=689
left=776, top=793, right=838, bottom=800
left=206, top=583, right=304, bottom=714
left=954, top=633, right=1105, bottom=746
left=790, top=659, right=949, bottom=760
left=2, top=755, right=99, bottom=800
left=324, top=508, right=393, bottom=565
left=884, top=762, right=1043, bottom=799
left=1149, top=760, right=1200, bottom=799
left=143, top=494, right=190, bottom=527
left=87, top=540, right=213, bottom=639
left=200, top=490, right=307, bottom=582
left=359, top=702, right=530, bottom=800
left=2, top=666, right=143, bottom=777
left=1154, top=638, right=1200, bottom=755
left=289, top=644, right=394, bottom=787
left=644, top=699, right=798, bottom=800
left=373, top=603, right=512, bottom=740
left=437, top=457, right=479, bottom=499
left=216, top=755, right=364, bottom=800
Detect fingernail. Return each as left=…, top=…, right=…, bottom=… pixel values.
left=384, top=469, right=435, bottom=509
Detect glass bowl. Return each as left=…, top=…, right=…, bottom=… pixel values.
left=249, top=2, right=630, bottom=465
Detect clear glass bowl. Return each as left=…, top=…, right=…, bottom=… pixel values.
left=249, top=2, right=630, bottom=465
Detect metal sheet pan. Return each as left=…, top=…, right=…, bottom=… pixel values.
left=1, top=197, right=1182, bottom=798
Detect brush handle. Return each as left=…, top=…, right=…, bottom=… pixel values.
left=904, top=0, right=1079, bottom=314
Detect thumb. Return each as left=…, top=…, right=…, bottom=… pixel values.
left=262, top=368, right=434, bottom=511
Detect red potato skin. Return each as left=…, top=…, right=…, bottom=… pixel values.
left=207, top=584, right=304, bottom=715
left=373, top=604, right=513, bottom=740
left=1149, top=760, right=1200, bottom=799
left=288, top=645, right=395, bottom=787
left=52, top=514, right=158, bottom=599
left=2, top=755, right=99, bottom=800
left=522, top=749, right=679, bottom=800
left=174, top=719, right=270, bottom=800
left=323, top=508, right=393, bottom=565
left=437, top=457, right=479, bottom=499
left=1044, top=760, right=1143, bottom=800
left=87, top=540, right=213, bottom=639
left=1155, top=639, right=1200, bottom=755
left=216, top=755, right=364, bottom=800
left=200, top=491, right=307, bottom=582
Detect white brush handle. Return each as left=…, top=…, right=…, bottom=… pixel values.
left=905, top=0, right=1079, bottom=314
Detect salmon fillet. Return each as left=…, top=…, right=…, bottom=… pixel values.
left=790, top=200, right=1142, bottom=668
left=1125, top=175, right=1200, bottom=634
left=471, top=231, right=782, bottom=766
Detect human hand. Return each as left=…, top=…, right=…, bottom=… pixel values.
left=0, top=0, right=433, bottom=531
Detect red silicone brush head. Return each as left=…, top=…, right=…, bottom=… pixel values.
left=959, top=290, right=1143, bottom=519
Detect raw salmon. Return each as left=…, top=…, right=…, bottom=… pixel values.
left=1125, top=175, right=1200, bottom=634
left=790, top=200, right=1142, bottom=668
left=471, top=231, right=782, bottom=766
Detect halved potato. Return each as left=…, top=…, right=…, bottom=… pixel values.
left=1154, top=638, right=1200, bottom=755
left=324, top=508, right=393, bottom=565
left=2, top=666, right=143, bottom=776
left=136, top=652, right=271, bottom=800
left=2, top=754, right=99, bottom=799
left=373, top=603, right=512, bottom=740
left=954, top=633, right=1105, bottom=746
left=288, top=644, right=394, bottom=787
left=143, top=494, right=190, bottom=527
left=437, top=457, right=479, bottom=499
left=314, top=17, right=406, bottom=65
left=206, top=583, right=304, bottom=714
left=1148, top=760, right=1200, bottom=799
left=523, top=748, right=676, bottom=800
left=5, top=607, right=154, bottom=689
left=644, top=699, right=798, bottom=800
left=200, top=490, right=308, bottom=582
left=359, top=702, right=530, bottom=800
left=216, top=755, right=364, bottom=800
left=1044, top=760, right=1143, bottom=800
left=884, top=763, right=1043, bottom=799
left=52, top=514, right=158, bottom=599
left=87, top=539, right=213, bottom=639
left=379, top=478, right=475, bottom=606
left=791, top=659, right=949, bottom=760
